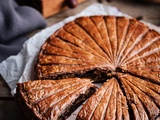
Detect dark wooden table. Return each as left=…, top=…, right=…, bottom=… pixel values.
left=0, top=0, right=160, bottom=119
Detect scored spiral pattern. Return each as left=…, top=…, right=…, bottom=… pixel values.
left=36, top=16, right=160, bottom=119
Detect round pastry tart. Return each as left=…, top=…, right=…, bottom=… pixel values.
left=17, top=16, right=160, bottom=120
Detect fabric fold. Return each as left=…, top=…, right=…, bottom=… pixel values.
left=0, top=0, right=46, bottom=62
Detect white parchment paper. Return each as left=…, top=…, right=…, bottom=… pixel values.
left=0, top=3, right=160, bottom=119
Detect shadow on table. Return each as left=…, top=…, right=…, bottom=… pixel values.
left=0, top=100, right=25, bottom=120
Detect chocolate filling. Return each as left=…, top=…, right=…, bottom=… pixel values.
left=58, top=87, right=96, bottom=120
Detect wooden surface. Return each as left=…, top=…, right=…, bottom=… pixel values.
left=0, top=0, right=160, bottom=119
left=42, top=0, right=87, bottom=17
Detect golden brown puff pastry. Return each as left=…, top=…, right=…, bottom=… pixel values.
left=18, top=16, right=160, bottom=119
left=15, top=78, right=97, bottom=120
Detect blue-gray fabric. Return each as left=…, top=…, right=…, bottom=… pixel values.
left=0, top=0, right=46, bottom=62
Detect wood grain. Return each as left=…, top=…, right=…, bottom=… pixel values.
left=42, top=0, right=87, bottom=17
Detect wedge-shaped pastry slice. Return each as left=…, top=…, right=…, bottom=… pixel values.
left=121, top=30, right=160, bottom=65
left=42, top=38, right=104, bottom=63
left=118, top=73, right=160, bottom=120
left=75, top=17, right=112, bottom=62
left=120, top=34, right=160, bottom=67
left=104, top=16, right=117, bottom=64
left=39, top=55, right=100, bottom=65
left=77, top=77, right=129, bottom=120
left=15, top=78, right=97, bottom=120
left=62, top=21, right=109, bottom=61
left=115, top=17, right=129, bottom=66
left=77, top=79, right=113, bottom=120
left=119, top=20, right=149, bottom=65
left=120, top=61, right=160, bottom=83
left=45, top=36, right=106, bottom=62
left=116, top=18, right=139, bottom=66
left=90, top=16, right=113, bottom=61
left=37, top=63, right=110, bottom=81
left=120, top=39, right=160, bottom=83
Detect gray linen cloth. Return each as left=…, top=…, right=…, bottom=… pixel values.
left=0, top=0, right=46, bottom=62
